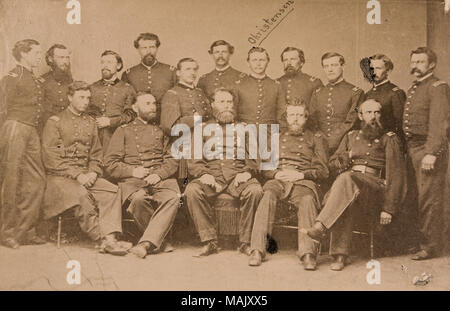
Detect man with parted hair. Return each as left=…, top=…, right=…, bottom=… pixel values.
left=248, top=99, right=329, bottom=270
left=303, top=99, right=406, bottom=271
left=0, top=39, right=46, bottom=248
left=310, top=52, right=365, bottom=155
left=197, top=40, right=245, bottom=100
left=277, top=47, right=323, bottom=111
left=41, top=44, right=73, bottom=132
left=88, top=50, right=136, bottom=152
left=122, top=32, right=176, bottom=102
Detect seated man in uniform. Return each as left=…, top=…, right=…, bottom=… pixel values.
left=248, top=100, right=329, bottom=270
left=104, top=92, right=181, bottom=259
left=184, top=88, right=263, bottom=257
left=302, top=99, right=406, bottom=271
left=42, top=81, right=130, bottom=255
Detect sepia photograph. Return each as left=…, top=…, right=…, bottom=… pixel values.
left=0, top=0, right=449, bottom=297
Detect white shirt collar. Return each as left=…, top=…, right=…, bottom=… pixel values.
left=179, top=81, right=195, bottom=89
left=216, top=65, right=230, bottom=72
left=141, top=61, right=158, bottom=70
left=374, top=79, right=389, bottom=88
left=68, top=106, right=82, bottom=116
left=417, top=72, right=433, bottom=82
left=137, top=117, right=147, bottom=124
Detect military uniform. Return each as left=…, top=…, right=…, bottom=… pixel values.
left=121, top=61, right=176, bottom=102
left=0, top=65, right=46, bottom=243
left=277, top=71, right=323, bottom=107
left=88, top=78, right=136, bottom=152
left=184, top=120, right=263, bottom=244
left=104, top=118, right=180, bottom=248
left=41, top=70, right=73, bottom=133
left=310, top=79, right=365, bottom=154
left=402, top=73, right=449, bottom=254
left=364, top=80, right=406, bottom=136
left=41, top=108, right=123, bottom=241
left=197, top=66, right=245, bottom=100
left=316, top=130, right=406, bottom=256
left=250, top=129, right=329, bottom=259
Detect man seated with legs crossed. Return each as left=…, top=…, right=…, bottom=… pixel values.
left=302, top=99, right=406, bottom=270
left=249, top=99, right=329, bottom=270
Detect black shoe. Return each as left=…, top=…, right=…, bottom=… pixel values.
left=302, top=253, right=317, bottom=271
left=194, top=241, right=218, bottom=257
left=238, top=243, right=252, bottom=256
left=411, top=249, right=433, bottom=261
left=330, top=255, right=346, bottom=271
left=3, top=238, right=20, bottom=249
left=248, top=250, right=263, bottom=266
left=23, top=235, right=46, bottom=245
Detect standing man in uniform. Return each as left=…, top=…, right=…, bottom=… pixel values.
left=303, top=99, right=406, bottom=270
left=41, top=44, right=73, bottom=133
left=248, top=100, right=329, bottom=270
left=89, top=50, right=136, bottom=152
left=310, top=52, right=365, bottom=155
left=197, top=40, right=245, bottom=100
left=277, top=47, right=323, bottom=109
left=105, top=92, right=181, bottom=259
left=0, top=39, right=46, bottom=248
left=404, top=47, right=449, bottom=260
left=184, top=88, right=263, bottom=257
left=122, top=32, right=176, bottom=103
left=42, top=81, right=130, bottom=255
left=364, top=54, right=406, bottom=137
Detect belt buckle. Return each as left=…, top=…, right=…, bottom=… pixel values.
left=360, top=166, right=366, bottom=174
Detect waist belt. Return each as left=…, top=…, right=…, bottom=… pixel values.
left=351, top=165, right=381, bottom=177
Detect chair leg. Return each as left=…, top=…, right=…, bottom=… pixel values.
left=370, top=226, right=374, bottom=259
left=57, top=216, right=62, bottom=249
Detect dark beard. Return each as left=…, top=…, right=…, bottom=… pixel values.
left=142, top=53, right=156, bottom=66
left=284, top=66, right=298, bottom=77
left=361, top=122, right=384, bottom=141
left=52, top=66, right=72, bottom=83
left=214, top=110, right=235, bottom=124
left=140, top=112, right=157, bottom=122
left=101, top=69, right=115, bottom=80
left=288, top=123, right=304, bottom=135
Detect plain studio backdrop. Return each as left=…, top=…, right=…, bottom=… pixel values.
left=1, top=0, right=449, bottom=92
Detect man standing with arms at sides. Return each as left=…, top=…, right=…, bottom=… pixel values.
left=42, top=81, right=130, bottom=256
left=105, top=93, right=180, bottom=259
left=364, top=54, right=406, bottom=137
left=89, top=50, right=136, bottom=152
left=277, top=47, right=323, bottom=110
left=197, top=40, right=245, bottom=100
left=234, top=47, right=286, bottom=130
left=122, top=32, right=176, bottom=103
left=184, top=88, right=263, bottom=257
left=248, top=100, right=329, bottom=270
left=41, top=44, right=73, bottom=133
left=310, top=52, right=365, bottom=155
left=404, top=47, right=449, bottom=260
left=0, top=39, right=46, bottom=248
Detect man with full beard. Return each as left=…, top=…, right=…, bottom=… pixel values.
left=41, top=44, right=73, bottom=133
left=184, top=88, right=263, bottom=257
left=277, top=47, right=323, bottom=109
left=302, top=99, right=407, bottom=271
left=248, top=100, right=329, bottom=270
left=104, top=93, right=180, bottom=259
left=121, top=32, right=176, bottom=103
left=88, top=50, right=136, bottom=152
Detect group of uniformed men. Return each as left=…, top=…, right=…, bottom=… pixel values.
left=0, top=32, right=448, bottom=272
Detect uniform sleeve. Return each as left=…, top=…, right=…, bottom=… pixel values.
left=424, top=83, right=449, bottom=156
left=160, top=91, right=182, bottom=134
left=104, top=127, right=135, bottom=179
left=197, top=75, right=206, bottom=94
left=109, top=86, right=137, bottom=128
left=308, top=92, right=320, bottom=131
left=336, top=89, right=364, bottom=139
left=302, top=134, right=330, bottom=181
left=121, top=70, right=130, bottom=84
left=276, top=83, right=288, bottom=130
left=262, top=133, right=280, bottom=180
left=329, top=133, right=351, bottom=175
left=187, top=131, right=210, bottom=178
left=88, top=123, right=104, bottom=177
left=0, top=76, right=13, bottom=126
left=384, top=134, right=407, bottom=215
left=42, top=119, right=83, bottom=179
left=391, top=88, right=406, bottom=135
left=153, top=134, right=180, bottom=180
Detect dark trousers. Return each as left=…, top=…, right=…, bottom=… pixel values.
left=317, top=171, right=383, bottom=256
left=0, top=120, right=45, bottom=242
left=407, top=144, right=448, bottom=254
left=184, top=178, right=263, bottom=244
left=250, top=180, right=319, bottom=258
left=127, top=178, right=180, bottom=248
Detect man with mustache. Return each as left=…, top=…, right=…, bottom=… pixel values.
left=310, top=52, right=365, bottom=155
left=88, top=50, right=136, bottom=152
left=197, top=40, right=245, bottom=100
left=277, top=47, right=323, bottom=110
left=403, top=47, right=449, bottom=260
left=41, top=44, right=73, bottom=134
left=302, top=99, right=406, bottom=270
left=42, top=81, right=130, bottom=256
left=363, top=54, right=406, bottom=137
left=122, top=33, right=176, bottom=103
left=184, top=88, right=263, bottom=257
left=104, top=92, right=180, bottom=259
left=248, top=100, right=329, bottom=270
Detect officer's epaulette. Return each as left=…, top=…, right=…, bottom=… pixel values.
left=315, top=87, right=322, bottom=93
left=7, top=71, right=18, bottom=78
left=37, top=77, right=45, bottom=83
left=125, top=82, right=131, bottom=87
left=352, top=86, right=360, bottom=92
left=169, top=65, right=175, bottom=71
left=125, top=68, right=131, bottom=74
left=432, top=80, right=447, bottom=87
left=392, top=87, right=399, bottom=92
left=167, top=89, right=177, bottom=94
left=120, top=123, right=130, bottom=128
left=309, top=76, right=317, bottom=82
left=275, top=80, right=280, bottom=84
left=49, top=116, right=60, bottom=122
left=386, top=131, right=396, bottom=137
left=239, top=72, right=247, bottom=78
left=200, top=74, right=206, bottom=79
left=348, top=130, right=356, bottom=136
left=235, top=79, right=241, bottom=84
